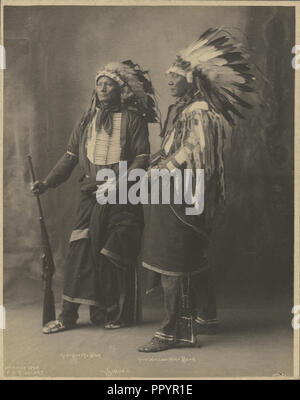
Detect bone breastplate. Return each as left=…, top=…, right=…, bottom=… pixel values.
left=86, top=112, right=122, bottom=165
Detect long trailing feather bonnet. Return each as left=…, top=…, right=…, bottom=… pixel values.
left=167, top=26, right=256, bottom=126
left=79, top=60, right=160, bottom=133
left=96, top=60, right=160, bottom=123
left=165, top=27, right=256, bottom=213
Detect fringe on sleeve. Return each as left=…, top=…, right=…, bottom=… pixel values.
left=180, top=106, right=228, bottom=207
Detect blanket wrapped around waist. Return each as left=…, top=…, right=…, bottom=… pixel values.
left=63, top=178, right=144, bottom=306
left=77, top=177, right=144, bottom=265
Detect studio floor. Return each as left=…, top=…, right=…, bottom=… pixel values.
left=3, top=277, right=295, bottom=379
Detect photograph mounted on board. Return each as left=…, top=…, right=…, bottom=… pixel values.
left=1, top=1, right=298, bottom=379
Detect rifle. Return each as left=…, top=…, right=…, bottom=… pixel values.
left=27, top=155, right=56, bottom=326
left=178, top=276, right=194, bottom=344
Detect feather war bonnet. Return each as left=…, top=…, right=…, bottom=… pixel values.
left=96, top=60, right=160, bottom=123
left=167, top=27, right=256, bottom=126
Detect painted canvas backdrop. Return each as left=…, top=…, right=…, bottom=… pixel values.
left=3, top=6, right=294, bottom=303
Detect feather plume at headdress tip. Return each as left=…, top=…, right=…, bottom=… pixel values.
left=167, top=27, right=257, bottom=126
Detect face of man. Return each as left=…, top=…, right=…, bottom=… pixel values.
left=168, top=72, right=189, bottom=98
left=96, top=76, right=121, bottom=104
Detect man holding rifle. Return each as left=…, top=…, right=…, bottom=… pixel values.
left=31, top=61, right=158, bottom=333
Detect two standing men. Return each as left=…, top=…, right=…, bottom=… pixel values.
left=31, top=28, right=255, bottom=352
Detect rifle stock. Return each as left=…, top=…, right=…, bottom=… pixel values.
left=27, top=155, right=56, bottom=326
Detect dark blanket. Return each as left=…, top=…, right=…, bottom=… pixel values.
left=63, top=178, right=143, bottom=322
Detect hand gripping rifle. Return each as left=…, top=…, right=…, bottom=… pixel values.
left=27, top=155, right=56, bottom=326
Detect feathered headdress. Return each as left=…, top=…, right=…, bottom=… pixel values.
left=96, top=60, right=160, bottom=123
left=167, top=27, right=256, bottom=126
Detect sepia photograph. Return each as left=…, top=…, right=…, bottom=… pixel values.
left=0, top=0, right=299, bottom=380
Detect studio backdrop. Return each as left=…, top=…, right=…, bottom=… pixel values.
left=3, top=6, right=294, bottom=304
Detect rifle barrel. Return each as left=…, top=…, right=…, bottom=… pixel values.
left=27, top=154, right=56, bottom=325
left=27, top=155, right=44, bottom=218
